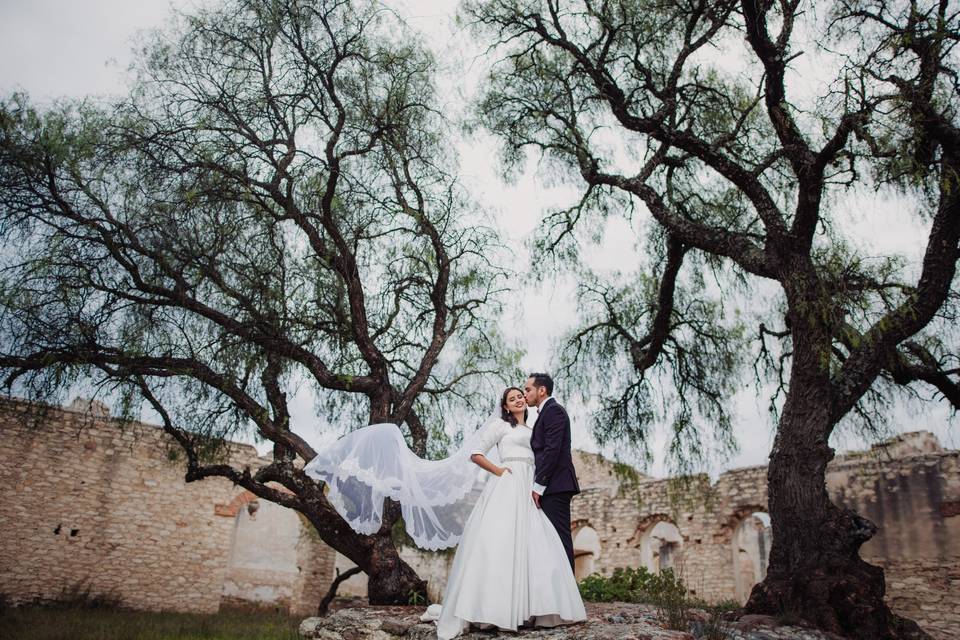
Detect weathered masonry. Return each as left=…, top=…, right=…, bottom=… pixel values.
left=0, top=397, right=956, bottom=639
left=567, top=434, right=959, bottom=640
left=0, top=397, right=334, bottom=615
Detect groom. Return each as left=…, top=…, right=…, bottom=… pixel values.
left=525, top=373, right=580, bottom=571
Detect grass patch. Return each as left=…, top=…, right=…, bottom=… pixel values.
left=0, top=605, right=303, bottom=640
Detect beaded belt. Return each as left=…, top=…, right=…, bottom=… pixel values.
left=501, top=457, right=534, bottom=464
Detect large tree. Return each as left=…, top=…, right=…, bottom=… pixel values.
left=0, top=0, right=513, bottom=604
left=464, top=0, right=958, bottom=637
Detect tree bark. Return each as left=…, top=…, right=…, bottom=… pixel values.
left=745, top=380, right=930, bottom=639
left=300, top=499, right=427, bottom=606
left=364, top=526, right=427, bottom=605
left=317, top=566, right=362, bottom=616
left=365, top=499, right=427, bottom=605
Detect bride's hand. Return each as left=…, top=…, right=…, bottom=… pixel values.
left=497, top=466, right=512, bottom=477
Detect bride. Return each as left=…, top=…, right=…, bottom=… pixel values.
left=303, top=386, right=586, bottom=638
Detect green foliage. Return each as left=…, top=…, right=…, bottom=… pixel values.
left=557, top=253, right=746, bottom=474
left=0, top=0, right=514, bottom=461
left=578, top=566, right=687, bottom=605
left=612, top=461, right=646, bottom=497
left=464, top=0, right=960, bottom=486
left=579, top=568, right=738, bottom=636
left=656, top=581, right=692, bottom=631
left=706, top=599, right=741, bottom=613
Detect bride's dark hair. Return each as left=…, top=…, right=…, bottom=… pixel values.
left=500, top=387, right=528, bottom=427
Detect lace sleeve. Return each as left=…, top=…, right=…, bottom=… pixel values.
left=303, top=417, right=504, bottom=551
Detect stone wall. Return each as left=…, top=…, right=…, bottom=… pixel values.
left=568, top=432, right=960, bottom=640
left=568, top=465, right=769, bottom=603
left=0, top=397, right=335, bottom=615
left=216, top=491, right=336, bottom=616
left=2, top=396, right=956, bottom=638
left=828, top=439, right=960, bottom=640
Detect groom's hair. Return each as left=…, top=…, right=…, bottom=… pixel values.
left=528, top=372, right=554, bottom=395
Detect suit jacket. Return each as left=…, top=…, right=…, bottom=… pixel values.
left=530, top=398, right=580, bottom=495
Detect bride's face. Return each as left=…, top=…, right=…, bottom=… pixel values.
left=504, top=389, right=526, bottom=413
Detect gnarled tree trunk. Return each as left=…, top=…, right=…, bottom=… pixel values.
left=300, top=498, right=427, bottom=606
left=746, top=381, right=929, bottom=639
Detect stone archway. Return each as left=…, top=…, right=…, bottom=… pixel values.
left=631, top=515, right=683, bottom=574
left=730, top=510, right=771, bottom=604
left=572, top=523, right=601, bottom=580
left=214, top=487, right=320, bottom=612
left=214, top=490, right=260, bottom=517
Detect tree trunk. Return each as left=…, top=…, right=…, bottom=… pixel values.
left=300, top=498, right=428, bottom=606
left=745, top=380, right=929, bottom=639
left=317, top=566, right=362, bottom=615
left=362, top=499, right=427, bottom=604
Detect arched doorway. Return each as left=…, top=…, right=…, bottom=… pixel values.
left=221, top=496, right=302, bottom=610
left=572, top=524, right=601, bottom=580
left=638, top=519, right=683, bottom=574
left=732, top=511, right=771, bottom=603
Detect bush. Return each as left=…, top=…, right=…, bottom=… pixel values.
left=578, top=566, right=687, bottom=604
left=708, top=599, right=741, bottom=613
left=579, top=567, right=736, bottom=638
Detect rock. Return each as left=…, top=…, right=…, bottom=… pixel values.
left=299, top=617, right=325, bottom=636
left=405, top=623, right=441, bottom=640
left=330, top=609, right=371, bottom=625
left=381, top=619, right=415, bottom=635
left=304, top=629, right=347, bottom=640
left=737, top=614, right=780, bottom=628
left=299, top=604, right=854, bottom=640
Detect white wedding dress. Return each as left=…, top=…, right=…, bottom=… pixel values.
left=434, top=419, right=586, bottom=639
left=302, top=416, right=586, bottom=639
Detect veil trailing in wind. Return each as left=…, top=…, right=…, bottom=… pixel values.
left=303, top=416, right=504, bottom=551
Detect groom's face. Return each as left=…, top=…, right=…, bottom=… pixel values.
left=524, top=377, right=546, bottom=407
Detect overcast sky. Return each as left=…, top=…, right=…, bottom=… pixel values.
left=1, top=0, right=956, bottom=478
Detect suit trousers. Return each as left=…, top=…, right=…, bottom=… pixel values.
left=539, top=491, right=575, bottom=571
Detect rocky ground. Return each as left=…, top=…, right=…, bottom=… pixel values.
left=299, top=601, right=847, bottom=640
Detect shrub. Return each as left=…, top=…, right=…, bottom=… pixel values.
left=578, top=567, right=736, bottom=638
left=578, top=566, right=686, bottom=604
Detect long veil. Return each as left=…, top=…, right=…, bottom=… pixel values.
left=303, top=415, right=504, bottom=551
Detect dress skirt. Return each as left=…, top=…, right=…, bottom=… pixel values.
left=435, top=456, right=586, bottom=639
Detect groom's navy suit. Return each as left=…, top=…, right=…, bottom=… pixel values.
left=531, top=398, right=580, bottom=570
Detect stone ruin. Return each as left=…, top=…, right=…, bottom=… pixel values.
left=0, top=397, right=334, bottom=616
left=0, top=397, right=956, bottom=639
